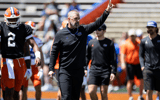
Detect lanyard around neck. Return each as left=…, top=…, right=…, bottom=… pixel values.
left=67, top=27, right=79, bottom=35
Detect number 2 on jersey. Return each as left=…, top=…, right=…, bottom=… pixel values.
left=8, top=32, right=16, bottom=47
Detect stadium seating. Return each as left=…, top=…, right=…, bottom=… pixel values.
left=0, top=0, right=159, bottom=42
left=106, top=0, right=160, bottom=42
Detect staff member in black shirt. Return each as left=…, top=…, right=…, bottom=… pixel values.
left=48, top=1, right=114, bottom=100
left=139, top=21, right=160, bottom=100
left=86, top=24, right=117, bottom=100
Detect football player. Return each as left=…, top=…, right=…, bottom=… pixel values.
left=20, top=21, right=44, bottom=100
left=0, top=7, right=41, bottom=100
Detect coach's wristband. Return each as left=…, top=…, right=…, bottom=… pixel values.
left=24, top=56, right=31, bottom=60
left=35, top=51, right=41, bottom=59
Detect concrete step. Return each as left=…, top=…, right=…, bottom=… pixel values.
left=105, top=23, right=148, bottom=28
left=0, top=0, right=50, bottom=3
left=109, top=13, right=160, bottom=18
left=105, top=18, right=160, bottom=23
left=117, top=4, right=160, bottom=8
left=111, top=8, right=160, bottom=13
left=0, top=0, right=99, bottom=4
left=104, top=28, right=147, bottom=33
left=56, top=0, right=99, bottom=3
left=0, top=4, right=44, bottom=9
left=58, top=4, right=92, bottom=10
left=123, top=0, right=160, bottom=3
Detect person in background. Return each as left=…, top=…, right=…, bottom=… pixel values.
left=136, top=29, right=143, bottom=41
left=41, top=0, right=59, bottom=37
left=68, top=0, right=81, bottom=13
left=121, top=29, right=144, bottom=100
left=80, top=34, right=95, bottom=100
left=86, top=24, right=117, bottom=100
left=119, top=32, right=128, bottom=47
left=139, top=21, right=160, bottom=100
left=38, top=3, right=48, bottom=31
left=60, top=3, right=70, bottom=22
left=109, top=38, right=121, bottom=92
left=19, top=21, right=44, bottom=100
left=41, top=32, right=55, bottom=91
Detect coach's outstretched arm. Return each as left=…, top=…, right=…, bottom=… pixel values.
left=83, top=0, right=115, bottom=35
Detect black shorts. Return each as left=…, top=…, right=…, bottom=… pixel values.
left=88, top=73, right=110, bottom=86
left=126, top=63, right=143, bottom=80
left=143, top=69, right=160, bottom=91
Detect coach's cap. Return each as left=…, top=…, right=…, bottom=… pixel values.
left=98, top=24, right=107, bottom=30
left=146, top=21, right=157, bottom=27
left=128, top=29, right=136, bottom=36
left=136, top=29, right=143, bottom=37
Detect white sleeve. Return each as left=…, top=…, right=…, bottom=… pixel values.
left=33, top=37, right=43, bottom=48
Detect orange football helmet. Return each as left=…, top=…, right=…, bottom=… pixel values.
left=4, top=7, right=20, bottom=28
left=60, top=19, right=68, bottom=29
left=25, top=21, right=36, bottom=34
left=62, top=19, right=68, bottom=28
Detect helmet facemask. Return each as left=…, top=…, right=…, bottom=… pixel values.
left=5, top=17, right=20, bottom=28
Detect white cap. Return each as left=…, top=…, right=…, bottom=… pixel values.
left=128, top=29, right=136, bottom=36
left=136, top=29, right=143, bottom=37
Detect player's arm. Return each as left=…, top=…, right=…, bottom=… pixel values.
left=36, top=46, right=44, bottom=80
left=23, top=42, right=31, bottom=69
left=39, top=47, right=44, bottom=69
left=23, top=42, right=32, bottom=80
left=27, top=37, right=39, bottom=53
left=36, top=46, right=44, bottom=69
left=139, top=40, right=145, bottom=70
left=27, top=37, right=41, bottom=66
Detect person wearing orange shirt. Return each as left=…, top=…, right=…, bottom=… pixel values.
left=121, top=29, right=144, bottom=100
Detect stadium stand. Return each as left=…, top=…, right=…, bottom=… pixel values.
left=105, top=0, right=160, bottom=42
left=0, top=0, right=101, bottom=40
left=0, top=0, right=159, bottom=43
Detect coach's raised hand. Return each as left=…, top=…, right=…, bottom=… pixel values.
left=106, top=0, right=115, bottom=12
